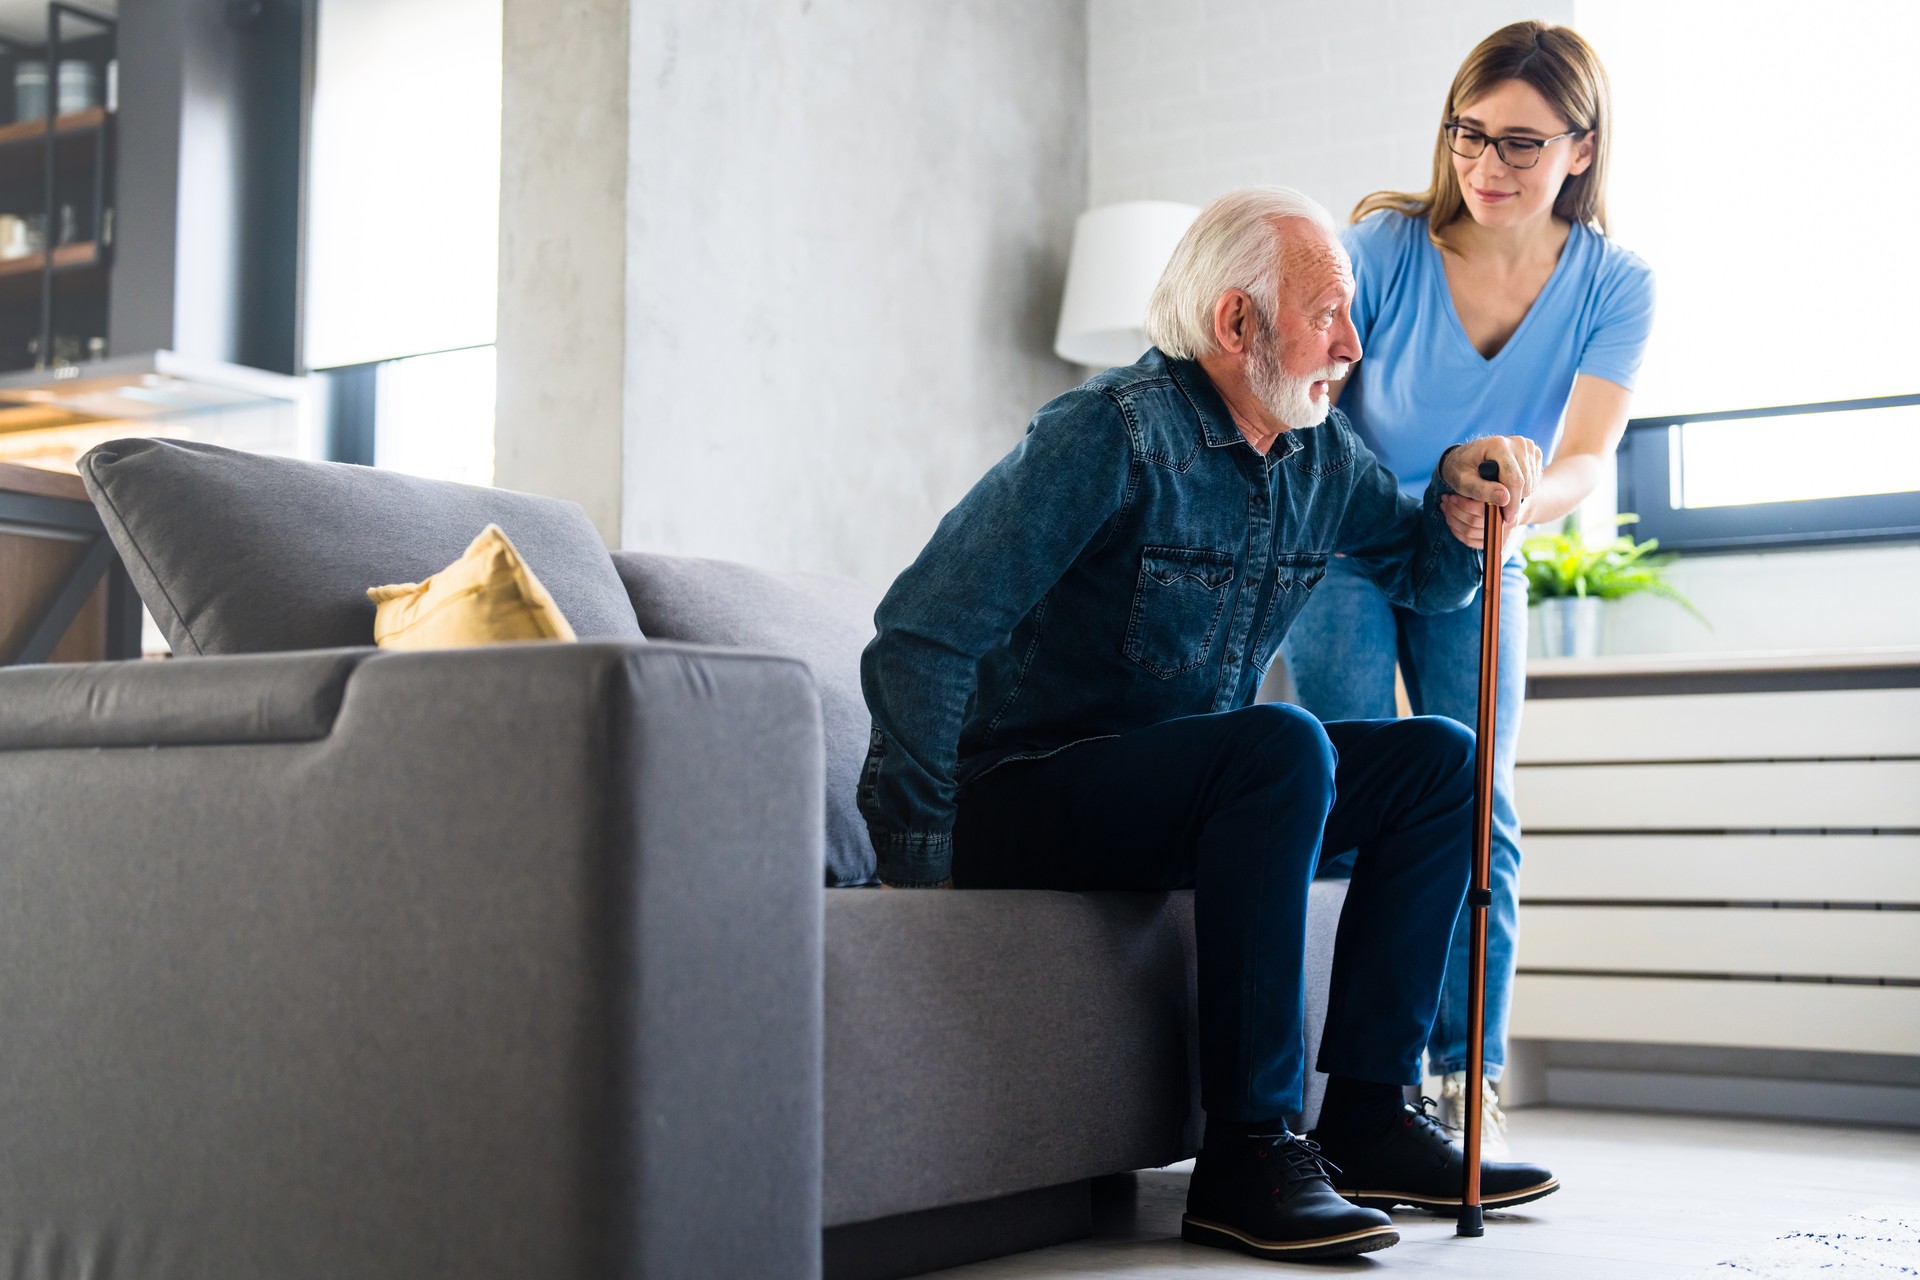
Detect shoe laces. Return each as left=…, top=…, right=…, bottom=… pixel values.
left=1247, top=1132, right=1343, bottom=1195
left=1405, top=1096, right=1460, bottom=1142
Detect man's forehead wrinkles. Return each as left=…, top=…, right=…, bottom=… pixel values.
left=1279, top=234, right=1346, bottom=277
left=1279, top=238, right=1338, bottom=268
left=1276, top=235, right=1351, bottom=305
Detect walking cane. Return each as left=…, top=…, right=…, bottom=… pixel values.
left=1457, top=457, right=1505, bottom=1239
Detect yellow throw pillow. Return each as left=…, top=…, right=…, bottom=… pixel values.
left=368, top=524, right=578, bottom=649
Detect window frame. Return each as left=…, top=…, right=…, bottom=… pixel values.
left=1616, top=394, right=1920, bottom=554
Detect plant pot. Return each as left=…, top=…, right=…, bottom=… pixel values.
left=1533, top=596, right=1604, bottom=659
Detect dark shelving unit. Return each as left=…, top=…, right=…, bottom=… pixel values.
left=0, top=2, right=115, bottom=376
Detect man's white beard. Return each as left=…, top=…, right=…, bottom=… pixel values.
left=1248, top=314, right=1348, bottom=429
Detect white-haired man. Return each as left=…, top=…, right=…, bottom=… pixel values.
left=858, top=187, right=1558, bottom=1261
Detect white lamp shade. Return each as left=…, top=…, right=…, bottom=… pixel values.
left=1053, top=200, right=1201, bottom=368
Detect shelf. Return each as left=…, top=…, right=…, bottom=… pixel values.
left=0, top=107, right=113, bottom=187
left=1528, top=646, right=1920, bottom=679
left=0, top=107, right=110, bottom=150
left=0, top=241, right=99, bottom=278
left=0, top=242, right=106, bottom=316
left=0, top=349, right=308, bottom=440
left=0, top=458, right=85, bottom=499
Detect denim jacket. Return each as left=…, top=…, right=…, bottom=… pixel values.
left=858, top=348, right=1480, bottom=886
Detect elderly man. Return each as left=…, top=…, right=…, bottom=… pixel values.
left=857, top=187, right=1559, bottom=1262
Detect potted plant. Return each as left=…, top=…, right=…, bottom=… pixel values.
left=1520, top=515, right=1705, bottom=659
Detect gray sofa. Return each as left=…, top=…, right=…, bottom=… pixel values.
left=0, top=440, right=1347, bottom=1280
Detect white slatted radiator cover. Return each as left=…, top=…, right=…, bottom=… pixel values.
left=1511, top=653, right=1920, bottom=1059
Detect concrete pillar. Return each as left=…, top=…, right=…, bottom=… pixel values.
left=494, top=0, right=628, bottom=545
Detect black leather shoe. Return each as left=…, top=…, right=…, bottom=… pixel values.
left=1309, top=1098, right=1560, bottom=1215
left=1182, top=1131, right=1400, bottom=1260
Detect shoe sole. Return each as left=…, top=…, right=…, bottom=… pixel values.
left=1339, top=1177, right=1561, bottom=1215
left=1181, top=1214, right=1400, bottom=1260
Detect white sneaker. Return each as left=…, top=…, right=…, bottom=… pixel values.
left=1436, top=1071, right=1511, bottom=1159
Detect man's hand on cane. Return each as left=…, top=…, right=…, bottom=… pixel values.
left=1439, top=437, right=1543, bottom=549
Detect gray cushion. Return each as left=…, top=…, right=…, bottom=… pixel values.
left=613, top=550, right=878, bottom=887
left=79, top=438, right=642, bottom=655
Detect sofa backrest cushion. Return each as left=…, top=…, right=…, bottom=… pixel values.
left=80, top=438, right=642, bottom=655
left=613, top=550, right=878, bottom=887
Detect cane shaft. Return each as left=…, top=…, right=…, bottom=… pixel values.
left=1460, top=474, right=1503, bottom=1233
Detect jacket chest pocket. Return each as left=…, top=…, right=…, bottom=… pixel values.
left=1124, top=546, right=1236, bottom=679
left=1252, top=554, right=1330, bottom=673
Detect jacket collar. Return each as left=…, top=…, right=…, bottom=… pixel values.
left=1163, top=353, right=1305, bottom=465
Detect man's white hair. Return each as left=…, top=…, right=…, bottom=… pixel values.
left=1144, top=186, right=1337, bottom=360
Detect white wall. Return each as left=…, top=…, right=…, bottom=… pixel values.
left=620, top=1, right=1088, bottom=589
left=1088, top=0, right=1572, bottom=216
left=1603, top=544, right=1920, bottom=656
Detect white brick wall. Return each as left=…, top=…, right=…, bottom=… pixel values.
left=1089, top=0, right=1576, bottom=220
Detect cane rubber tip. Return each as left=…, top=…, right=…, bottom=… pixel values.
left=1457, top=1205, right=1485, bottom=1237
left=1478, top=459, right=1500, bottom=482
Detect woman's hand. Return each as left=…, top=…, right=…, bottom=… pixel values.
left=1442, top=492, right=1532, bottom=554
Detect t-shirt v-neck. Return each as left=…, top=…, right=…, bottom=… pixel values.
left=1433, top=226, right=1572, bottom=366
left=1339, top=209, right=1657, bottom=495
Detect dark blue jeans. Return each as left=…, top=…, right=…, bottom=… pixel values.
left=951, top=704, right=1473, bottom=1122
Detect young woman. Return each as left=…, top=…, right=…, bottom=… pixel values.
left=1281, top=20, right=1654, bottom=1151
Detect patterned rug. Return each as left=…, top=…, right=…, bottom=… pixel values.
left=1716, top=1206, right=1920, bottom=1276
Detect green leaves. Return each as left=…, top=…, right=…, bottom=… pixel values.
left=1520, top=515, right=1708, bottom=625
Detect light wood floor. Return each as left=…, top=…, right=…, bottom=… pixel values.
left=918, top=1108, right=1920, bottom=1278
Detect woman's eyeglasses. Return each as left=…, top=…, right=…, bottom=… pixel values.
left=1443, top=123, right=1585, bottom=169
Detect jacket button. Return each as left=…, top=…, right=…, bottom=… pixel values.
left=1227, top=650, right=1240, bottom=663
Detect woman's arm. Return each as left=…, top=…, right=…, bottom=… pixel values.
left=1526, top=373, right=1635, bottom=524
left=1439, top=372, right=1633, bottom=544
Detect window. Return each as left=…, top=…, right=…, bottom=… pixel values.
left=1618, top=396, right=1920, bottom=551
left=305, top=0, right=502, bottom=370
left=373, top=346, right=496, bottom=488
left=305, top=0, right=501, bottom=484
left=1579, top=1, right=1919, bottom=543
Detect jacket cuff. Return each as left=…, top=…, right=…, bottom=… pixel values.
left=1418, top=459, right=1481, bottom=600
left=872, top=830, right=954, bottom=888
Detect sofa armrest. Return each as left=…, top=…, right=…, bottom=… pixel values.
left=0, top=647, right=371, bottom=749
left=0, top=643, right=824, bottom=1280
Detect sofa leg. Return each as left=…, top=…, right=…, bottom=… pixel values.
left=822, top=1180, right=1092, bottom=1280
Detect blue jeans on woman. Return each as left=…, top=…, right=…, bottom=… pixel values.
left=1279, top=553, right=1528, bottom=1081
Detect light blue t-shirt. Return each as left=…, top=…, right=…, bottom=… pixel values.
left=1340, top=210, right=1655, bottom=495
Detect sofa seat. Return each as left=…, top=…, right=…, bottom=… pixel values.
left=825, top=889, right=1199, bottom=1229
left=821, top=879, right=1348, bottom=1279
